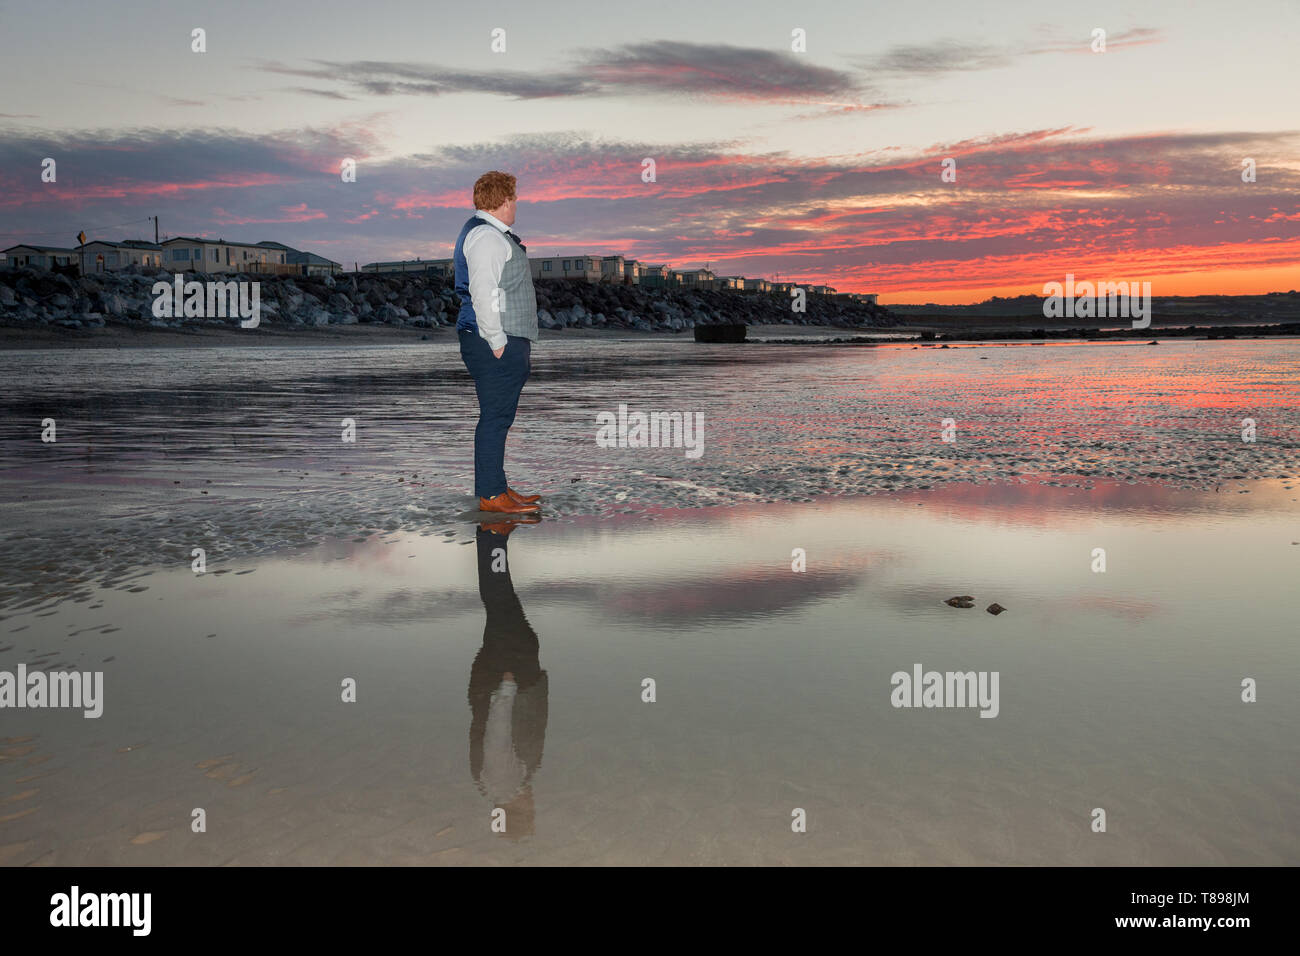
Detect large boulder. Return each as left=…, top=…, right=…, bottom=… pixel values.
left=374, top=303, right=403, bottom=324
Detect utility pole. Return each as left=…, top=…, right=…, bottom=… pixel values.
left=153, top=216, right=159, bottom=244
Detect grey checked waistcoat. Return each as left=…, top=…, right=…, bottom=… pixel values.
left=454, top=216, right=539, bottom=342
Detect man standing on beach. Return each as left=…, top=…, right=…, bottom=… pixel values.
left=454, top=171, right=542, bottom=514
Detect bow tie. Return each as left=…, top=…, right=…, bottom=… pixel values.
left=505, top=230, right=526, bottom=251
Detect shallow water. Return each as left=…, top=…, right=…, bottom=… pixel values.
left=0, top=340, right=1297, bottom=864
left=1, top=339, right=1296, bottom=604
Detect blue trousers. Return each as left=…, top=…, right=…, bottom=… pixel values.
left=459, top=328, right=532, bottom=499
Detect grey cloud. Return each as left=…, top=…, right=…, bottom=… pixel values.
left=866, top=40, right=1013, bottom=75
left=256, top=40, right=873, bottom=105
left=286, top=87, right=354, bottom=101
left=858, top=27, right=1164, bottom=78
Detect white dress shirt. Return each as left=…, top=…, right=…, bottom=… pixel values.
left=463, top=209, right=515, bottom=352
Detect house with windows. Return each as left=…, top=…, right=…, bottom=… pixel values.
left=675, top=268, right=717, bottom=290
left=360, top=258, right=453, bottom=276
left=718, top=275, right=745, bottom=291
left=1, top=244, right=79, bottom=270
left=640, top=264, right=677, bottom=288
left=120, top=239, right=164, bottom=266
left=529, top=255, right=603, bottom=282
left=598, top=255, right=645, bottom=285
left=600, top=255, right=631, bottom=284
left=288, top=250, right=343, bottom=276
left=79, top=239, right=163, bottom=271
left=255, top=240, right=296, bottom=264
left=259, top=241, right=342, bottom=276
left=160, top=236, right=293, bottom=274
left=743, top=278, right=771, bottom=293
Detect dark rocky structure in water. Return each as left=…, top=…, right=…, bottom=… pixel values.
left=693, top=323, right=747, bottom=343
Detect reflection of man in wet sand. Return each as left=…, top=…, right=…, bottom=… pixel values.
left=468, top=521, right=548, bottom=839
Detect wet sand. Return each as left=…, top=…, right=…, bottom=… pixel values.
left=1, top=480, right=1297, bottom=865
left=1, top=339, right=1297, bottom=865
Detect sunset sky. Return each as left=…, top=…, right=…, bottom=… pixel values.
left=1, top=0, right=1297, bottom=303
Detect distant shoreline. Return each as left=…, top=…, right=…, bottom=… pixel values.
left=752, top=319, right=1300, bottom=345
left=2, top=318, right=1298, bottom=349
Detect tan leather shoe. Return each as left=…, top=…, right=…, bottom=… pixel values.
left=479, top=492, right=540, bottom=514
left=507, top=487, right=542, bottom=504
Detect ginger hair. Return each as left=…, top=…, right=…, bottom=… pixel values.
left=473, top=171, right=517, bottom=211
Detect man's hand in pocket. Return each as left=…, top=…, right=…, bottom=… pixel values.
left=493, top=345, right=505, bottom=359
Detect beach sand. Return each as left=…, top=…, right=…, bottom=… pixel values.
left=1, top=338, right=1297, bottom=864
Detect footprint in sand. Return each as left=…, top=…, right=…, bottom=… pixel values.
left=129, top=831, right=167, bottom=845
left=195, top=755, right=234, bottom=770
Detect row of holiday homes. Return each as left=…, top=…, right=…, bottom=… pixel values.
left=1, top=237, right=342, bottom=277
left=360, top=254, right=874, bottom=302
left=1, top=239, right=875, bottom=303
